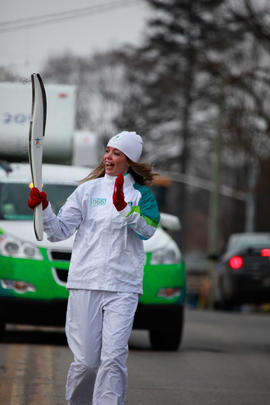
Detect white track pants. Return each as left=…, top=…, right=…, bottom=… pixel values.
left=65, top=289, right=138, bottom=405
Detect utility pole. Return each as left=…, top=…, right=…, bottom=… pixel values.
left=208, top=85, right=224, bottom=256
left=207, top=83, right=224, bottom=307
left=245, top=158, right=257, bottom=232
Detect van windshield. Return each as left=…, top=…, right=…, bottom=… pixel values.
left=0, top=183, right=76, bottom=220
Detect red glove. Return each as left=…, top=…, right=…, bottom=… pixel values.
left=113, top=173, right=127, bottom=211
left=28, top=187, right=49, bottom=210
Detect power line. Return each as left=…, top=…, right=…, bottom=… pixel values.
left=161, top=170, right=247, bottom=201
left=0, top=0, right=140, bottom=34
left=0, top=0, right=129, bottom=26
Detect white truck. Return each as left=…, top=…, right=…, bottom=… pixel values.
left=0, top=81, right=100, bottom=166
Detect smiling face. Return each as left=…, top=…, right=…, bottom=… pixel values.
left=104, top=146, right=130, bottom=176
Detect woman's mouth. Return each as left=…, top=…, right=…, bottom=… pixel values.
left=105, top=161, right=115, bottom=171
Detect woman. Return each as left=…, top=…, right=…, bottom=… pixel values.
left=28, top=131, right=160, bottom=405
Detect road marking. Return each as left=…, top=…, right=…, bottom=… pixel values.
left=0, top=343, right=54, bottom=405
left=28, top=345, right=53, bottom=405
left=10, top=345, right=28, bottom=405
left=0, top=344, right=24, bottom=404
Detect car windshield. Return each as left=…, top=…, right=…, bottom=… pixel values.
left=0, top=183, right=76, bottom=220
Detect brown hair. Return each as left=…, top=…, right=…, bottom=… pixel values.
left=79, top=159, right=158, bottom=186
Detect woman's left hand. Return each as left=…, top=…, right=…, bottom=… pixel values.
left=113, top=174, right=127, bottom=211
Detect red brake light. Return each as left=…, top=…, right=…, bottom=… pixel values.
left=261, top=249, right=270, bottom=257
left=229, top=256, right=243, bottom=270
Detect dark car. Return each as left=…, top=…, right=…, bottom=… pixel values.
left=212, top=233, right=270, bottom=310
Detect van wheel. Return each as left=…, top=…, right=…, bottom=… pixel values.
left=220, top=298, right=234, bottom=311
left=149, top=307, right=184, bottom=351
left=149, top=329, right=182, bottom=351
left=0, top=323, right=5, bottom=340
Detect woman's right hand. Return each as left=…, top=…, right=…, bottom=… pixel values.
left=28, top=187, right=49, bottom=210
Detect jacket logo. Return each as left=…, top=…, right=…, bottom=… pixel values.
left=91, top=198, right=107, bottom=206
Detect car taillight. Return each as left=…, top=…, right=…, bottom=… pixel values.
left=229, top=256, right=243, bottom=270
left=261, top=249, right=270, bottom=257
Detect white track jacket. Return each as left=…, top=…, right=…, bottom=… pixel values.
left=43, top=173, right=160, bottom=294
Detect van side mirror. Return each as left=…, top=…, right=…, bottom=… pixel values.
left=160, top=213, right=181, bottom=231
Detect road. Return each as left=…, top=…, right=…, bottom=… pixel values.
left=0, top=309, right=270, bottom=405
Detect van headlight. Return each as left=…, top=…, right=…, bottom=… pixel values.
left=151, top=242, right=181, bottom=265
left=0, top=233, right=43, bottom=260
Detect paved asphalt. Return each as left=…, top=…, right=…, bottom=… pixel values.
left=0, top=308, right=269, bottom=405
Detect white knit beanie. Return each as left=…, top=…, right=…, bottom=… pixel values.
left=107, top=131, right=143, bottom=162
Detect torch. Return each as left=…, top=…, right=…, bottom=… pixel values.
left=28, top=73, right=47, bottom=241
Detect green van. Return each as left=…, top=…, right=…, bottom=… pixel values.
left=0, top=162, right=186, bottom=350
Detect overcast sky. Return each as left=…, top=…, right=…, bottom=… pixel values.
left=0, top=0, right=151, bottom=79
